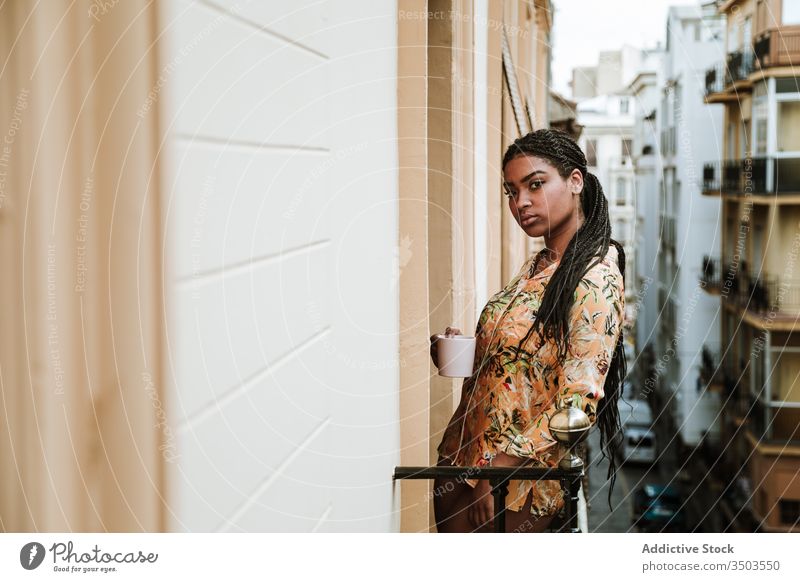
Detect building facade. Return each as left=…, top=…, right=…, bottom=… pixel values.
left=701, top=0, right=800, bottom=532
left=652, top=4, right=725, bottom=461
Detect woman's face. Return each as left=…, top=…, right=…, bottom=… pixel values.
left=502, top=154, right=584, bottom=239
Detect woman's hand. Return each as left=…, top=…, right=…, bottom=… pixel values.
left=468, top=479, right=495, bottom=530
left=467, top=452, right=528, bottom=531
left=429, top=326, right=461, bottom=368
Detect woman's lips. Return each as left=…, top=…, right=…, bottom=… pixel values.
left=521, top=214, right=538, bottom=226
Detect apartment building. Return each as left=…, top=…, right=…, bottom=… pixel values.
left=651, top=5, right=725, bottom=467
left=627, top=49, right=663, bottom=384
left=576, top=93, right=637, bottom=341
left=700, top=0, right=800, bottom=532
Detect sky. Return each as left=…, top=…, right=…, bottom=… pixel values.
left=550, top=0, right=700, bottom=97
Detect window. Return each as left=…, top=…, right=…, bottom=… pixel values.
left=741, top=119, right=751, bottom=157
left=778, top=101, right=800, bottom=152
left=776, top=77, right=800, bottom=93
left=727, top=19, right=741, bottom=52
left=616, top=177, right=626, bottom=205
left=620, top=97, right=630, bottom=114
left=727, top=120, right=737, bottom=159
left=622, top=138, right=633, bottom=158
left=784, top=1, right=800, bottom=25
left=753, top=99, right=768, bottom=154
left=586, top=139, right=597, bottom=166
left=779, top=499, right=800, bottom=525
left=743, top=16, right=752, bottom=52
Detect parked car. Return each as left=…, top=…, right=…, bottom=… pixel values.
left=631, top=484, right=686, bottom=532
left=620, top=424, right=657, bottom=464
left=614, top=398, right=657, bottom=464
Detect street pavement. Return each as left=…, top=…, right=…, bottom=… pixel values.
left=585, top=425, right=678, bottom=532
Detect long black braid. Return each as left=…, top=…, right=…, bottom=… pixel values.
left=502, top=128, right=627, bottom=511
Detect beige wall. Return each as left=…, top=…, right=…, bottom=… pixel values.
left=0, top=1, right=166, bottom=531
left=397, top=0, right=551, bottom=532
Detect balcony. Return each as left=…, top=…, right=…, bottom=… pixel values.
left=720, top=264, right=800, bottom=327
left=700, top=255, right=722, bottom=292
left=754, top=27, right=800, bottom=69
left=704, top=50, right=756, bottom=101
left=699, top=344, right=725, bottom=390
left=723, top=270, right=800, bottom=313
left=702, top=156, right=800, bottom=196
left=704, top=63, right=725, bottom=97
left=726, top=49, right=755, bottom=86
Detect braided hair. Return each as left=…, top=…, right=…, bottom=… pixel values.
left=502, top=128, right=627, bottom=511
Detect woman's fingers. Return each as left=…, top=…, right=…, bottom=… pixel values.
left=444, top=326, right=462, bottom=336
left=429, top=334, right=439, bottom=367
left=468, top=486, right=494, bottom=531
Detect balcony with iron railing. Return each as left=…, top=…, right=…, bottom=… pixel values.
left=721, top=267, right=800, bottom=312
left=704, top=62, right=725, bottom=97
left=726, top=49, right=755, bottom=86
left=699, top=344, right=725, bottom=390
left=394, top=397, right=591, bottom=533
left=704, top=49, right=756, bottom=100
left=700, top=255, right=722, bottom=292
left=702, top=157, right=800, bottom=196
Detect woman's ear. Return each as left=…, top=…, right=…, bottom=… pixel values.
left=570, top=168, right=583, bottom=195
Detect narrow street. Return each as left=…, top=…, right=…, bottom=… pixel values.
left=585, top=421, right=681, bottom=533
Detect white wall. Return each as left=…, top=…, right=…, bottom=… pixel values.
left=631, top=70, right=662, bottom=359
left=663, top=8, right=724, bottom=446
left=161, top=0, right=400, bottom=532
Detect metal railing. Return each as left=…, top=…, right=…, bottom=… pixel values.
left=726, top=49, right=755, bottom=85
left=700, top=255, right=722, bottom=290
left=700, top=344, right=724, bottom=387
left=719, top=266, right=800, bottom=314
left=393, top=464, right=584, bottom=533
left=705, top=62, right=725, bottom=96
left=702, top=157, right=800, bottom=195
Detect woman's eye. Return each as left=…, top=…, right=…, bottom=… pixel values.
left=529, top=181, right=543, bottom=190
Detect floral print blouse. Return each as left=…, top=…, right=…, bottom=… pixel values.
left=436, top=244, right=625, bottom=518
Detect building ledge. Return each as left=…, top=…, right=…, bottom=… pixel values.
left=722, top=301, right=800, bottom=331
left=745, top=428, right=800, bottom=457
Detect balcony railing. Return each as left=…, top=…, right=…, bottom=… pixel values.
left=700, top=255, right=721, bottom=290
left=754, top=27, right=800, bottom=69
left=700, top=344, right=724, bottom=388
left=726, top=50, right=755, bottom=85
left=705, top=62, right=725, bottom=96
left=702, top=157, right=800, bottom=195
left=705, top=49, right=757, bottom=97
left=393, top=464, right=583, bottom=533
left=720, top=265, right=800, bottom=315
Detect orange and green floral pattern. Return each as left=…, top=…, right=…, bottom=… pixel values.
left=436, top=244, right=625, bottom=518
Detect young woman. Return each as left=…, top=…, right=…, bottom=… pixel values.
left=430, top=129, right=627, bottom=533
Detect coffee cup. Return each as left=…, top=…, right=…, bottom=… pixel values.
left=434, top=333, right=476, bottom=377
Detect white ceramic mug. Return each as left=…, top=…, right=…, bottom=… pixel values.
left=434, top=333, right=476, bottom=377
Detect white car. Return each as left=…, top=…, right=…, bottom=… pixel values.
left=620, top=424, right=657, bottom=464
